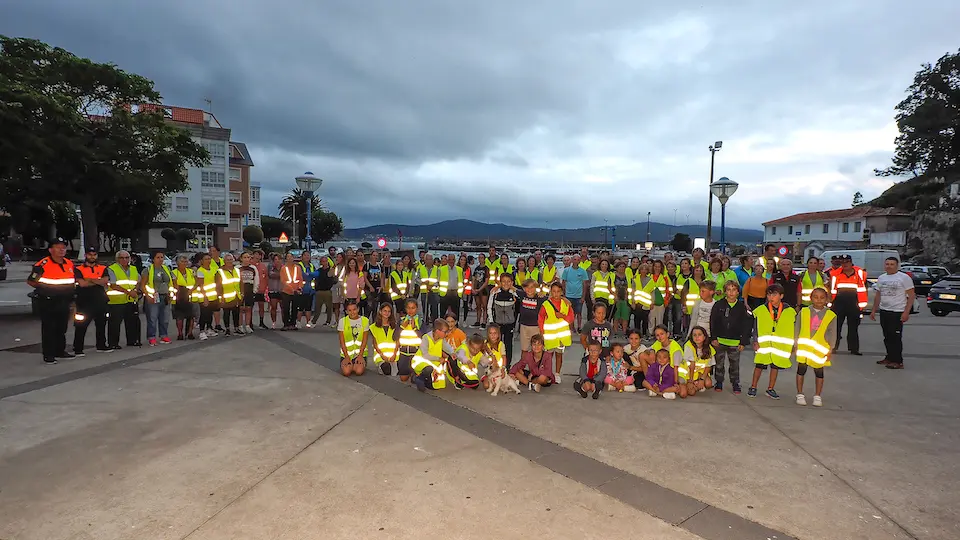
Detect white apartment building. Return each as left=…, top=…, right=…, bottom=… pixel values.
left=249, top=181, right=261, bottom=226
left=763, top=206, right=911, bottom=260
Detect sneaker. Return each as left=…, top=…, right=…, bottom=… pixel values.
left=234, top=327, right=245, bottom=335
left=812, top=395, right=823, bottom=407
left=73, top=350, right=86, bottom=358
left=57, top=351, right=76, bottom=359
left=592, top=386, right=601, bottom=399
left=533, top=383, right=542, bottom=393
left=765, top=388, right=780, bottom=400
left=259, top=322, right=268, bottom=329
left=528, top=382, right=535, bottom=391
left=714, top=382, right=723, bottom=392
left=733, top=384, right=742, bottom=394
left=554, top=373, right=562, bottom=384
left=215, top=325, right=224, bottom=333
left=160, top=337, right=171, bottom=344
left=111, top=345, right=123, bottom=351
left=224, top=329, right=232, bottom=337
left=747, top=387, right=758, bottom=398
left=199, top=332, right=208, bottom=341
left=796, top=394, right=807, bottom=406
left=245, top=325, right=254, bottom=333
left=663, top=392, right=676, bottom=400
left=96, top=347, right=112, bottom=353
left=177, top=335, right=184, bottom=341
left=885, top=363, right=904, bottom=370
left=480, top=323, right=486, bottom=329
left=648, top=389, right=657, bottom=397
left=306, top=322, right=313, bottom=329
left=414, top=377, right=427, bottom=392
left=44, top=357, right=58, bottom=365
left=187, top=333, right=195, bottom=340
left=850, top=351, right=863, bottom=356
left=575, top=382, right=588, bottom=398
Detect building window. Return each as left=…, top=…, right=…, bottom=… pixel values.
left=250, top=188, right=260, bottom=202
left=842, top=222, right=850, bottom=233
left=822, top=223, right=829, bottom=234
left=771, top=226, right=777, bottom=235
left=175, top=197, right=189, bottom=212
left=201, top=199, right=226, bottom=217
left=202, top=141, right=225, bottom=162
left=201, top=171, right=225, bottom=189
left=804, top=224, right=810, bottom=234
left=787, top=225, right=793, bottom=235
left=229, top=168, right=241, bottom=182
left=854, top=222, right=862, bottom=232
left=229, top=191, right=242, bottom=205
left=227, top=218, right=241, bottom=232
left=250, top=208, right=261, bottom=222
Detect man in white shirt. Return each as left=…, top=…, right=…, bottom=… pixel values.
left=869, top=257, right=915, bottom=369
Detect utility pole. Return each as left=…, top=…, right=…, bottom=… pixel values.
left=706, top=141, right=722, bottom=251
left=646, top=212, right=651, bottom=243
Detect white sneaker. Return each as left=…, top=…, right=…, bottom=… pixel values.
left=245, top=325, right=253, bottom=333
left=199, top=331, right=208, bottom=341
left=663, top=392, right=677, bottom=400
left=533, top=383, right=541, bottom=393
left=554, top=373, right=562, bottom=384
left=796, top=394, right=807, bottom=406
left=648, top=389, right=657, bottom=397
left=306, top=322, right=313, bottom=329
left=813, top=395, right=823, bottom=407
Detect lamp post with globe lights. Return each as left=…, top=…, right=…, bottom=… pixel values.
left=710, top=176, right=739, bottom=254
left=295, top=171, right=324, bottom=254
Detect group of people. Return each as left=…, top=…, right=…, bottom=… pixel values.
left=29, top=238, right=917, bottom=408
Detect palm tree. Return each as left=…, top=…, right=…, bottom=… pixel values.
left=277, top=188, right=324, bottom=244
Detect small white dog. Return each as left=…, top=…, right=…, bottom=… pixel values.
left=483, top=356, right=521, bottom=396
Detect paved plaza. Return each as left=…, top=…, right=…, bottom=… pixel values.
left=0, top=264, right=957, bottom=540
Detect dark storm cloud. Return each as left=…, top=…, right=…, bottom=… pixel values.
left=3, top=0, right=959, bottom=230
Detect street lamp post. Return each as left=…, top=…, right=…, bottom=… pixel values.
left=295, top=171, right=324, bottom=254
left=705, top=141, right=722, bottom=252
left=710, top=177, right=739, bottom=255
left=75, top=205, right=85, bottom=255
left=202, top=218, right=211, bottom=250
left=646, top=212, right=651, bottom=244
left=291, top=202, right=299, bottom=247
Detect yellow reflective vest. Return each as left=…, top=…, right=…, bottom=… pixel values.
left=541, top=298, right=572, bottom=350
left=107, top=263, right=139, bottom=305
left=796, top=307, right=834, bottom=367
left=340, top=316, right=370, bottom=358
left=754, top=304, right=796, bottom=369
left=369, top=323, right=396, bottom=364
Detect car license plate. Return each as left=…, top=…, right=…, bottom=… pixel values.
left=922, top=280, right=932, bottom=285
left=940, top=294, right=957, bottom=300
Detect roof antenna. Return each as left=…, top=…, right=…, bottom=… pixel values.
left=204, top=97, right=212, bottom=113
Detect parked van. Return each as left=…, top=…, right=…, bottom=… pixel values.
left=820, top=249, right=918, bottom=313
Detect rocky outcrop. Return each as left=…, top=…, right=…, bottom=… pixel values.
left=872, top=174, right=960, bottom=266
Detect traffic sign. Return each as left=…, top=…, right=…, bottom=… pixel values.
left=778, top=246, right=788, bottom=256
left=278, top=232, right=289, bottom=244
left=377, top=237, right=387, bottom=249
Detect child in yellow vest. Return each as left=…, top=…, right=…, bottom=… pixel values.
left=749, top=283, right=796, bottom=399
left=794, top=287, right=836, bottom=407
left=338, top=300, right=368, bottom=377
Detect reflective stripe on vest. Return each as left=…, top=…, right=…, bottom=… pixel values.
left=369, top=324, right=396, bottom=364
left=796, top=308, right=835, bottom=367
left=683, top=342, right=715, bottom=379
left=830, top=268, right=868, bottom=309
left=412, top=334, right=447, bottom=389
left=144, top=264, right=174, bottom=301
left=107, top=263, right=138, bottom=304
left=800, top=271, right=826, bottom=305
left=454, top=344, right=482, bottom=381
left=173, top=268, right=203, bottom=303
left=340, top=316, right=369, bottom=358
left=390, top=270, right=407, bottom=300
left=398, top=317, right=422, bottom=349
left=651, top=339, right=684, bottom=372
left=592, top=271, right=614, bottom=302
left=197, top=267, right=219, bottom=301
left=541, top=299, right=572, bottom=350
left=539, top=266, right=558, bottom=296
left=438, top=265, right=464, bottom=297
left=418, top=265, right=439, bottom=293
left=632, top=275, right=652, bottom=307
left=754, top=304, right=797, bottom=368
left=218, top=267, right=241, bottom=302
left=36, top=257, right=77, bottom=287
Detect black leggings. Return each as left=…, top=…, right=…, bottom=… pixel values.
left=223, top=307, right=240, bottom=328
left=199, top=304, right=217, bottom=331
left=796, top=364, right=824, bottom=379
left=632, top=305, right=650, bottom=336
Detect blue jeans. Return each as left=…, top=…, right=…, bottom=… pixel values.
left=145, top=299, right=170, bottom=339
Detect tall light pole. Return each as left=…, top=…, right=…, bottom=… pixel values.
left=646, top=212, right=651, bottom=244
left=705, top=141, right=722, bottom=252
left=291, top=201, right=298, bottom=247
left=202, top=218, right=211, bottom=250
left=75, top=205, right=85, bottom=255
left=710, top=177, right=739, bottom=254
left=295, top=171, right=323, bottom=254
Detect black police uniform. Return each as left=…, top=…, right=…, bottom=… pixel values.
left=28, top=239, right=76, bottom=363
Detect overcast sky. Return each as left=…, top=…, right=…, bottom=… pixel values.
left=4, top=1, right=959, bottom=229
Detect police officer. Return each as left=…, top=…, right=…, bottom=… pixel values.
left=27, top=237, right=76, bottom=364
left=74, top=246, right=110, bottom=355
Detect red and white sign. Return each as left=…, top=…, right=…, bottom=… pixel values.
left=278, top=232, right=289, bottom=244
left=778, top=246, right=788, bottom=256
left=377, top=237, right=387, bottom=249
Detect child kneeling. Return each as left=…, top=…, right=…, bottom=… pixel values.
left=574, top=342, right=607, bottom=399
left=605, top=343, right=636, bottom=392
left=642, top=349, right=679, bottom=399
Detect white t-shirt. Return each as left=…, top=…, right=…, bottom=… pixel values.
left=873, top=272, right=914, bottom=312
left=337, top=316, right=369, bottom=335
left=690, top=299, right=715, bottom=333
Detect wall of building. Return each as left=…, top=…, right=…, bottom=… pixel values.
left=764, top=219, right=867, bottom=244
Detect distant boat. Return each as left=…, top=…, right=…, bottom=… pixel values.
left=361, top=241, right=373, bottom=248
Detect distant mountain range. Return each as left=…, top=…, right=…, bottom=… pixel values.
left=343, top=219, right=762, bottom=244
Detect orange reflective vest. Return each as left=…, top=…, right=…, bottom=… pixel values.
left=830, top=267, right=868, bottom=309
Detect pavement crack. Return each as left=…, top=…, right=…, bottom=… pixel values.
left=676, top=504, right=708, bottom=526
left=179, top=393, right=376, bottom=540
left=741, top=399, right=920, bottom=540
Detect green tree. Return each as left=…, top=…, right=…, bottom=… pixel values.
left=276, top=188, right=342, bottom=245
left=49, top=201, right=80, bottom=249
left=876, top=49, right=960, bottom=178
left=670, top=233, right=692, bottom=253
left=242, top=225, right=264, bottom=246
left=160, top=228, right=177, bottom=241
left=0, top=36, right=209, bottom=249
left=260, top=215, right=291, bottom=240
left=312, top=210, right=344, bottom=245
left=852, top=191, right=864, bottom=206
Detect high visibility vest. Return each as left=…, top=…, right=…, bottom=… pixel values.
left=438, top=265, right=464, bottom=297
left=35, top=256, right=77, bottom=290
left=107, top=263, right=139, bottom=305
left=515, top=270, right=530, bottom=285
left=197, top=267, right=219, bottom=302
left=453, top=344, right=482, bottom=384
left=754, top=304, right=796, bottom=369
left=799, top=271, right=826, bottom=306
left=626, top=266, right=639, bottom=281
left=218, top=267, right=242, bottom=304
left=683, top=342, right=716, bottom=380
left=209, top=257, right=224, bottom=272
left=340, top=316, right=369, bottom=358
left=462, top=266, right=473, bottom=295
left=494, top=264, right=514, bottom=284
left=283, top=265, right=304, bottom=290
left=172, top=268, right=203, bottom=303
left=631, top=275, right=650, bottom=307
left=541, top=298, right=572, bottom=350
left=485, top=260, right=501, bottom=286
left=712, top=269, right=737, bottom=299
left=412, top=334, right=448, bottom=389
left=398, top=316, right=423, bottom=351
left=342, top=271, right=368, bottom=300
left=830, top=268, right=868, bottom=309
left=76, top=263, right=104, bottom=281
left=579, top=260, right=592, bottom=271
left=796, top=307, right=835, bottom=368
left=651, top=339, right=684, bottom=374
left=674, top=274, right=699, bottom=314
left=418, top=265, right=439, bottom=294
left=369, top=324, right=396, bottom=364
left=144, top=264, right=175, bottom=301
left=649, top=274, right=670, bottom=306
left=539, top=266, right=559, bottom=296
left=389, top=270, right=407, bottom=300
left=592, top=271, right=615, bottom=302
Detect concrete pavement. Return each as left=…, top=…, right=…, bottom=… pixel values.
left=1, top=306, right=958, bottom=539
